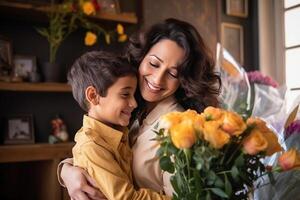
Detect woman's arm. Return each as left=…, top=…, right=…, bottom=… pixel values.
left=59, top=159, right=106, bottom=200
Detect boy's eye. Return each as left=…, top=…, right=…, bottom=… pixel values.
left=121, top=93, right=130, bottom=98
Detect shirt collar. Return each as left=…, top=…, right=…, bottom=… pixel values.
left=82, top=115, right=128, bottom=151
left=143, top=95, right=179, bottom=125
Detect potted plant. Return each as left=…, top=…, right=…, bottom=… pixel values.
left=37, top=0, right=127, bottom=82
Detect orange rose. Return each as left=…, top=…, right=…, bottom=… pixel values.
left=202, top=121, right=230, bottom=149
left=193, top=114, right=205, bottom=134
left=170, top=120, right=196, bottom=149
left=242, top=129, right=268, bottom=155
left=82, top=2, right=96, bottom=15
left=263, top=131, right=282, bottom=156
left=84, top=32, right=97, bottom=46
left=246, top=117, right=269, bottom=132
left=221, top=111, right=246, bottom=136
left=246, top=117, right=282, bottom=156
left=203, top=106, right=224, bottom=121
left=160, top=111, right=182, bottom=129
left=278, top=149, right=300, bottom=171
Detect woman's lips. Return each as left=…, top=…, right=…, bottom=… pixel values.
left=145, top=78, right=163, bottom=93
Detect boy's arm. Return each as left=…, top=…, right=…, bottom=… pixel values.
left=58, top=158, right=103, bottom=200
left=57, top=158, right=73, bottom=186
left=76, top=142, right=171, bottom=200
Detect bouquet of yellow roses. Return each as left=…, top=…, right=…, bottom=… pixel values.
left=154, top=108, right=300, bottom=200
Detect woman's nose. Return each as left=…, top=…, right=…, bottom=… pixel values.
left=152, top=68, right=165, bottom=85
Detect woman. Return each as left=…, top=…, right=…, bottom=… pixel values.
left=59, top=18, right=221, bottom=199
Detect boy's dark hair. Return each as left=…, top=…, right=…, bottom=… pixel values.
left=68, top=51, right=137, bottom=111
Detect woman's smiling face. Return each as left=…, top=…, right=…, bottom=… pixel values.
left=138, top=39, right=185, bottom=104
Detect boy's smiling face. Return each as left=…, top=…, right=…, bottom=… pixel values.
left=88, top=75, right=137, bottom=127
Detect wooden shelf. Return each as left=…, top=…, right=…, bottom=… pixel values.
left=0, top=142, right=74, bottom=163
left=0, top=1, right=137, bottom=24
left=0, top=82, right=71, bottom=92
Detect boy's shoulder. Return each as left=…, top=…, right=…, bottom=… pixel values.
left=74, top=127, right=114, bottom=154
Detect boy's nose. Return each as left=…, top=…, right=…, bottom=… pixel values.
left=129, top=97, right=137, bottom=109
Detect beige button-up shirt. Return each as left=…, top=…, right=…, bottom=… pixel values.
left=131, top=96, right=184, bottom=196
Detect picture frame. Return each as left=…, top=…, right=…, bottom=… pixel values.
left=226, top=0, right=248, bottom=18
left=0, top=35, right=13, bottom=74
left=13, top=55, right=37, bottom=80
left=97, top=0, right=120, bottom=14
left=4, top=115, right=35, bottom=144
left=221, top=22, right=244, bottom=65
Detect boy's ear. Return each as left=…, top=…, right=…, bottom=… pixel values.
left=85, top=86, right=100, bottom=105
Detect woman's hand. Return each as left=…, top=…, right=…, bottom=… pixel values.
left=61, top=163, right=106, bottom=200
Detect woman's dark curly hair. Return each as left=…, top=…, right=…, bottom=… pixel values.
left=126, top=18, right=221, bottom=119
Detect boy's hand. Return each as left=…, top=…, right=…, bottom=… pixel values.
left=61, top=163, right=106, bottom=200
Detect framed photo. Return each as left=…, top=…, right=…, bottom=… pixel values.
left=226, top=0, right=248, bottom=18
left=13, top=55, right=37, bottom=80
left=4, top=115, right=35, bottom=144
left=221, top=23, right=244, bottom=65
left=97, top=0, right=120, bottom=14
left=0, top=35, right=13, bottom=72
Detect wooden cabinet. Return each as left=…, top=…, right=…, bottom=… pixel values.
left=0, top=142, right=74, bottom=200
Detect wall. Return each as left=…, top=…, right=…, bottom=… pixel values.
left=142, top=0, right=219, bottom=56
left=220, top=0, right=259, bottom=71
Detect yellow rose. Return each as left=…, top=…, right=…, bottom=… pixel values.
left=246, top=117, right=269, bottom=132
left=85, top=32, right=97, bottom=46
left=118, top=34, right=128, bottom=42
left=117, top=24, right=124, bottom=35
left=203, top=106, right=224, bottom=121
left=193, top=114, right=205, bottom=134
left=221, top=111, right=246, bottom=136
left=246, top=117, right=282, bottom=156
left=242, top=129, right=268, bottom=155
left=170, top=120, right=196, bottom=149
left=202, top=121, right=230, bottom=149
left=263, top=130, right=282, bottom=156
left=82, top=2, right=96, bottom=15
left=278, top=149, right=300, bottom=171
left=160, top=111, right=182, bottom=129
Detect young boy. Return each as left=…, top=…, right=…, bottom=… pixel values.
left=68, top=51, right=170, bottom=200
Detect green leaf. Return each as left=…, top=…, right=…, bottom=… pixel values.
left=153, top=122, right=159, bottom=130
left=231, top=166, right=239, bottom=181
left=210, top=188, right=229, bottom=198
left=159, top=156, right=174, bottom=173
left=205, top=191, right=212, bottom=200
left=234, top=153, right=244, bottom=167
left=214, top=175, right=224, bottom=188
left=224, top=174, right=232, bottom=197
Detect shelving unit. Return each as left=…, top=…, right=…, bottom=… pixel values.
left=0, top=142, right=74, bottom=163
left=0, top=142, right=73, bottom=200
left=0, top=1, right=138, bottom=24
left=0, top=82, right=71, bottom=92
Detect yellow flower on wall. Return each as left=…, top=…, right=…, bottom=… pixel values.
left=82, top=2, right=96, bottom=15
left=118, top=34, right=128, bottom=42
left=85, top=32, right=97, bottom=46
left=117, top=24, right=124, bottom=35
left=105, top=34, right=111, bottom=44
